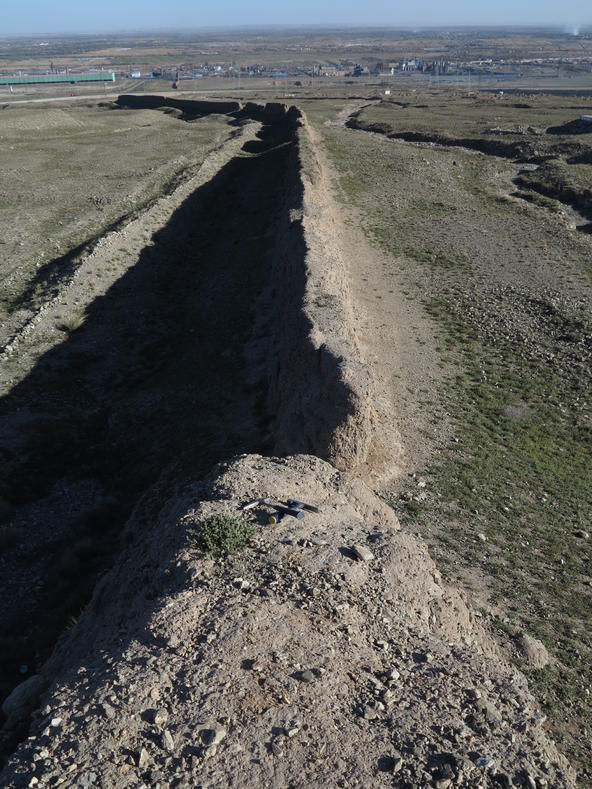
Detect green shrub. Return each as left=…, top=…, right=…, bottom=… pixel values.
left=187, top=514, right=255, bottom=558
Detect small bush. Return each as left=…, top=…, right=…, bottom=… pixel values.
left=187, top=514, right=255, bottom=558
left=57, top=310, right=86, bottom=334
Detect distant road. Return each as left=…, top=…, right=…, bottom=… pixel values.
left=0, top=85, right=297, bottom=107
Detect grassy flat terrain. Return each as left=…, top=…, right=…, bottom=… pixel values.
left=313, top=91, right=592, bottom=784
left=360, top=93, right=592, bottom=140
left=0, top=102, right=233, bottom=341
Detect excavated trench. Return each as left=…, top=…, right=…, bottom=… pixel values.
left=0, top=100, right=306, bottom=757
left=346, top=108, right=592, bottom=231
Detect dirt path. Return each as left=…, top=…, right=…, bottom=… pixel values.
left=339, top=208, right=451, bottom=484
left=309, top=114, right=448, bottom=487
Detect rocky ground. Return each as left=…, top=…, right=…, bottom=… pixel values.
left=0, top=454, right=575, bottom=788
left=312, top=93, right=592, bottom=782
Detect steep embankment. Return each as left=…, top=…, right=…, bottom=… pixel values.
left=0, top=101, right=576, bottom=787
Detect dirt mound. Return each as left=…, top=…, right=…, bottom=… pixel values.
left=0, top=454, right=575, bottom=788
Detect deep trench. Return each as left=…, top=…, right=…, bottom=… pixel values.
left=0, top=101, right=304, bottom=755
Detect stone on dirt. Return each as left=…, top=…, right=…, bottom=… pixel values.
left=516, top=633, right=551, bottom=668
left=351, top=544, right=374, bottom=562
left=1, top=675, right=45, bottom=721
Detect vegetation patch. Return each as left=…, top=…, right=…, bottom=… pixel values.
left=187, top=514, right=256, bottom=558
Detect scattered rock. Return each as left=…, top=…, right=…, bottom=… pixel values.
left=476, top=698, right=503, bottom=728
left=474, top=754, right=494, bottom=768
left=284, top=721, right=301, bottom=738
left=351, top=544, right=374, bottom=562
left=1, top=675, right=45, bottom=720
left=516, top=633, right=551, bottom=668
left=75, top=772, right=97, bottom=787
left=203, top=727, right=226, bottom=748
left=137, top=748, right=150, bottom=770
left=100, top=703, right=115, bottom=720
left=574, top=529, right=589, bottom=540
left=153, top=708, right=169, bottom=727
left=161, top=729, right=175, bottom=752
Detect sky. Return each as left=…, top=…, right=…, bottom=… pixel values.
left=2, top=1, right=589, bottom=37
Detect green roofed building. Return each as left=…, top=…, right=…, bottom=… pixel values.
left=0, top=72, right=116, bottom=86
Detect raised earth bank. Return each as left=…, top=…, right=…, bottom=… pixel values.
left=0, top=99, right=576, bottom=787
left=0, top=97, right=374, bottom=765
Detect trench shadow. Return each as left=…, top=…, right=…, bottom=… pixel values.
left=0, top=110, right=302, bottom=746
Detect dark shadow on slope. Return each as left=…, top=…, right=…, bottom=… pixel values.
left=0, top=109, right=302, bottom=748
left=547, top=118, right=592, bottom=135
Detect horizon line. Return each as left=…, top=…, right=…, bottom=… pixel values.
left=1, top=23, right=592, bottom=39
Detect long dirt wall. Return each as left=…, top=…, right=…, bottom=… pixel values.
left=251, top=112, right=375, bottom=473
left=0, top=99, right=578, bottom=788
left=116, top=94, right=377, bottom=472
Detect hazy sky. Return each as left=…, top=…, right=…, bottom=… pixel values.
left=2, top=1, right=589, bottom=36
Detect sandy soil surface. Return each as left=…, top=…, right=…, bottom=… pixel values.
left=0, top=454, right=575, bottom=789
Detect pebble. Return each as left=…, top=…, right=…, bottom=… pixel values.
left=100, top=703, right=115, bottom=720
left=204, top=727, right=226, bottom=747
left=161, top=729, right=175, bottom=752
left=477, top=533, right=487, bottom=542
left=153, top=708, right=169, bottom=727
left=137, top=748, right=150, bottom=770
left=474, top=755, right=494, bottom=768
left=466, top=687, right=482, bottom=701
left=299, top=669, right=315, bottom=683
left=284, top=721, right=301, bottom=738
left=75, top=772, right=97, bottom=787
left=351, top=544, right=374, bottom=562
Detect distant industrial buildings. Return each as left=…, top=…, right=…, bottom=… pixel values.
left=0, top=72, right=115, bottom=86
